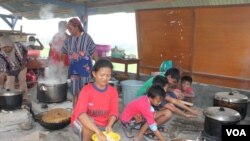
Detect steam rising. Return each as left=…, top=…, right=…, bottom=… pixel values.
left=38, top=61, right=68, bottom=84
left=39, top=4, right=55, bottom=19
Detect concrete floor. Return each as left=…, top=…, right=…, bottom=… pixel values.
left=0, top=79, right=249, bottom=141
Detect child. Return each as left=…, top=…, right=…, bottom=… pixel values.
left=181, top=76, right=195, bottom=102
left=152, top=75, right=198, bottom=117
left=71, top=59, right=119, bottom=141
left=137, top=67, right=182, bottom=98
left=121, top=85, right=170, bottom=141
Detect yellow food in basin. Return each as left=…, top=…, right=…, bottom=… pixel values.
left=92, top=132, right=120, bottom=141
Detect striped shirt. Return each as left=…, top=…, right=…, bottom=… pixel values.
left=62, top=32, right=95, bottom=57
left=62, top=32, right=95, bottom=77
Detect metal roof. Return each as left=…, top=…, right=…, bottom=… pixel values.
left=1, top=0, right=250, bottom=19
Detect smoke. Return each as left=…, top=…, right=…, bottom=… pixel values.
left=39, top=4, right=55, bottom=19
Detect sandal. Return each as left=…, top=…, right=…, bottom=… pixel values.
left=121, top=124, right=134, bottom=138
left=132, top=124, right=142, bottom=130
left=144, top=131, right=159, bottom=140
left=158, top=126, right=167, bottom=132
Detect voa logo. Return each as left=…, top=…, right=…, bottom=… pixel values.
left=226, top=129, right=246, bottom=136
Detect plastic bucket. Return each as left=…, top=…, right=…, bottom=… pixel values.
left=121, top=80, right=144, bottom=105
left=96, top=44, right=111, bottom=57
left=92, top=132, right=120, bottom=141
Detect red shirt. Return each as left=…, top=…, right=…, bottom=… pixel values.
left=71, top=83, right=119, bottom=126
left=49, top=33, right=69, bottom=66
left=120, top=96, right=156, bottom=127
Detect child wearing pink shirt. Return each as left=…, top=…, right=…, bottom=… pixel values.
left=181, top=76, right=195, bottom=102
left=121, top=85, right=171, bottom=141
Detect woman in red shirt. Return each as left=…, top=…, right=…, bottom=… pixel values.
left=71, top=59, right=118, bottom=141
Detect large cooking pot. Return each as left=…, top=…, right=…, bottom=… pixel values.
left=214, top=91, right=249, bottom=120
left=37, top=81, right=67, bottom=103
left=203, top=107, right=241, bottom=139
left=0, top=88, right=23, bottom=110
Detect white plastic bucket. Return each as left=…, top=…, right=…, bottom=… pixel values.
left=121, top=80, right=144, bottom=105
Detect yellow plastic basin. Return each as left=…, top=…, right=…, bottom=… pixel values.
left=92, top=132, right=120, bottom=141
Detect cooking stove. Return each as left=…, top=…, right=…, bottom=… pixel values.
left=198, top=130, right=221, bottom=141
left=0, top=106, right=31, bottom=132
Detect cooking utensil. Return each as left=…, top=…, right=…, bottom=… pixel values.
left=31, top=108, right=71, bottom=130
left=37, top=81, right=67, bottom=103
left=111, top=47, right=125, bottom=59
left=39, top=118, right=70, bottom=130
left=214, top=91, right=249, bottom=120
left=0, top=88, right=23, bottom=110
left=203, top=107, right=241, bottom=139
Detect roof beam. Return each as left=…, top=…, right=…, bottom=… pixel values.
left=26, top=0, right=82, bottom=8
left=0, top=14, right=22, bottom=30
left=87, top=0, right=157, bottom=8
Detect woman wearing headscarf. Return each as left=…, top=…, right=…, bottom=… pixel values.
left=61, top=18, right=97, bottom=107
left=0, top=36, right=28, bottom=101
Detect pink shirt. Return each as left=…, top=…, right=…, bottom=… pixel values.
left=121, top=96, right=156, bottom=129
left=183, top=87, right=195, bottom=97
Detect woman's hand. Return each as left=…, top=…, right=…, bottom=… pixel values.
left=105, top=126, right=113, bottom=134
left=96, top=131, right=107, bottom=141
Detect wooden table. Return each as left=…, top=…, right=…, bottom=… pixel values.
left=103, top=57, right=141, bottom=79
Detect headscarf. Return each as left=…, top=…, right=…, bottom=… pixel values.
left=68, top=18, right=84, bottom=32
left=0, top=36, right=14, bottom=48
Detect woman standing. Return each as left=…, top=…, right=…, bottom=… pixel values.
left=62, top=18, right=97, bottom=107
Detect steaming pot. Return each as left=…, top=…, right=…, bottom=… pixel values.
left=37, top=81, right=67, bottom=103
left=214, top=91, right=249, bottom=120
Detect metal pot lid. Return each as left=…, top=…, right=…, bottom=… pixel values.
left=214, top=91, right=249, bottom=103
left=203, top=107, right=241, bottom=122
left=0, top=88, right=23, bottom=96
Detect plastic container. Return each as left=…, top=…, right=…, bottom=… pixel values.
left=92, top=132, right=120, bottom=141
left=27, top=50, right=41, bottom=58
left=96, top=44, right=111, bottom=57
left=111, top=47, right=125, bottom=58
left=121, top=80, right=144, bottom=105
